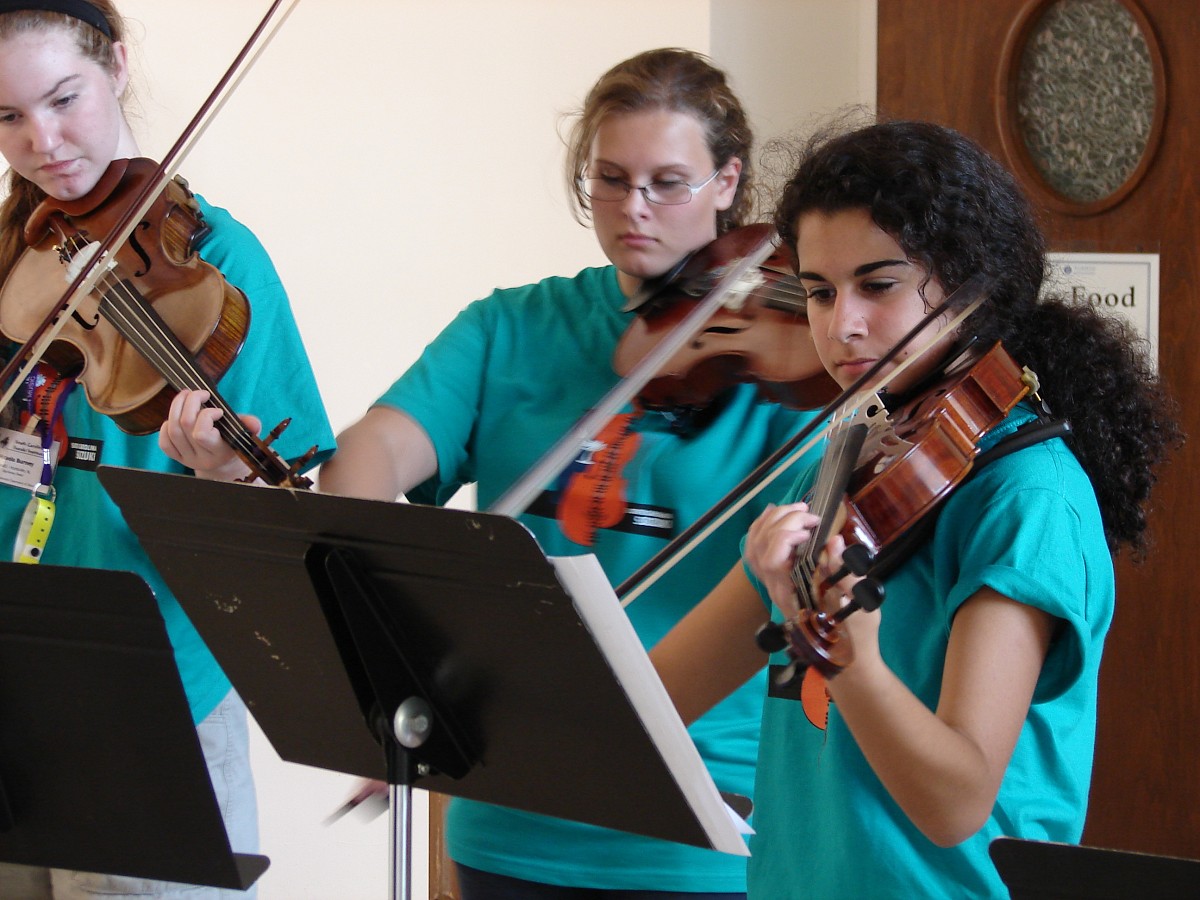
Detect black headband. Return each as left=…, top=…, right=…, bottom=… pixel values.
left=0, top=0, right=113, bottom=40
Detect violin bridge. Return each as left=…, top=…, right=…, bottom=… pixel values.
left=61, top=240, right=118, bottom=282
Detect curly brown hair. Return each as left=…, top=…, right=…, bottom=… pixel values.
left=774, top=119, right=1182, bottom=556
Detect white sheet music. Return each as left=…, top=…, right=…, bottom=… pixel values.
left=549, top=553, right=752, bottom=856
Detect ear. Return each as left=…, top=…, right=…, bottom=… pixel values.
left=712, top=157, right=743, bottom=213
left=109, top=41, right=130, bottom=97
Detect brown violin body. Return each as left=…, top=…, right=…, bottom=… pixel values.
left=838, top=341, right=1033, bottom=560
left=612, top=224, right=840, bottom=414
left=1, top=158, right=245, bottom=434
left=783, top=341, right=1035, bottom=678
left=0, top=157, right=312, bottom=487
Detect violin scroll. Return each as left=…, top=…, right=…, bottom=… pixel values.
left=758, top=574, right=885, bottom=681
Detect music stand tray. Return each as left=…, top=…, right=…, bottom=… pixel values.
left=0, top=562, right=268, bottom=890
left=98, top=465, right=747, bottom=855
left=990, top=837, right=1200, bottom=899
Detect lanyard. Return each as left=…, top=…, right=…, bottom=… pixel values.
left=12, top=365, right=75, bottom=564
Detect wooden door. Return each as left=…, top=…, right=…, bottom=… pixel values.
left=429, top=793, right=456, bottom=899
left=878, top=0, right=1199, bottom=859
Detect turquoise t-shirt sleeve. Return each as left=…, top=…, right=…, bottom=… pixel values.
left=193, top=197, right=334, bottom=467
left=375, top=297, right=492, bottom=501
left=937, top=465, right=1095, bottom=702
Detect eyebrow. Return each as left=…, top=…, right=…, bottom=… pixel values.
left=0, top=75, right=81, bottom=112
left=589, top=158, right=692, bottom=175
left=796, top=259, right=910, bottom=280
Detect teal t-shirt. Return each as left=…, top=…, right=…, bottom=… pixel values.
left=747, top=406, right=1113, bottom=898
left=0, top=196, right=334, bottom=724
left=376, top=265, right=824, bottom=891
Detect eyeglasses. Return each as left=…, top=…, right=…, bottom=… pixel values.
left=578, top=168, right=722, bottom=206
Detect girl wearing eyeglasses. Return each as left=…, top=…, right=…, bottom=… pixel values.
left=300, top=48, right=825, bottom=900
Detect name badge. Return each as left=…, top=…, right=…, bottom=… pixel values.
left=0, top=427, right=59, bottom=491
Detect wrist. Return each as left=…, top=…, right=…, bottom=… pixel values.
left=831, top=637, right=888, bottom=695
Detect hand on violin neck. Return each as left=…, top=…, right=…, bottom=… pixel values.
left=158, top=388, right=261, bottom=483
left=743, top=500, right=820, bottom=619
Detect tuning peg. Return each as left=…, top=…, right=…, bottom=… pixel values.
left=830, top=578, right=885, bottom=624
left=263, top=417, right=292, bottom=445
left=852, top=577, right=885, bottom=612
left=755, top=620, right=787, bottom=654
left=827, top=543, right=875, bottom=582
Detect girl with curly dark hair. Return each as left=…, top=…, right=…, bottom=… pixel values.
left=652, top=119, right=1180, bottom=898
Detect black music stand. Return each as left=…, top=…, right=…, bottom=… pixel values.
left=97, top=466, right=748, bottom=900
left=990, top=837, right=1200, bottom=899
left=0, top=563, right=268, bottom=891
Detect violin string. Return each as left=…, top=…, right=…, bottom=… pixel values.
left=619, top=278, right=990, bottom=606
left=101, top=279, right=272, bottom=466
left=100, top=278, right=262, bottom=457
left=742, top=276, right=807, bottom=314
left=792, top=412, right=853, bottom=612
left=751, top=280, right=804, bottom=301
left=60, top=234, right=273, bottom=469
left=60, top=235, right=215, bottom=398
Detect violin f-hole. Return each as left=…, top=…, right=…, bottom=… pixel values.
left=69, top=306, right=100, bottom=331
left=127, top=221, right=154, bottom=277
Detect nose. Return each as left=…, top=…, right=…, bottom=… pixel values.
left=826, top=294, right=867, bottom=344
left=26, top=113, right=62, bottom=155
left=618, top=185, right=652, bottom=217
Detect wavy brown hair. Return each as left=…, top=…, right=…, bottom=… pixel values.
left=563, top=48, right=754, bottom=235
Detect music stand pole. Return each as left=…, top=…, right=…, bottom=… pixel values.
left=385, top=710, right=423, bottom=900
left=314, top=544, right=471, bottom=900
left=390, top=781, right=411, bottom=900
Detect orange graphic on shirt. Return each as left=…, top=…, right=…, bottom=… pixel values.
left=801, top=667, right=831, bottom=730
left=557, top=411, right=641, bottom=546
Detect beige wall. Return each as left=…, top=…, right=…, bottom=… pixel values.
left=62, top=2, right=875, bottom=897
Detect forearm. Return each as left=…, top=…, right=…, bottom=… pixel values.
left=827, top=590, right=1053, bottom=846
left=651, top=566, right=769, bottom=725
left=319, top=406, right=438, bottom=501
left=827, top=655, right=999, bottom=846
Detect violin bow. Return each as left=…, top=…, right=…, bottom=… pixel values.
left=615, top=273, right=994, bottom=606
left=488, top=230, right=782, bottom=518
left=0, top=0, right=301, bottom=413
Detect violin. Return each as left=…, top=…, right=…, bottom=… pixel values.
left=614, top=274, right=995, bottom=606
left=612, top=224, right=840, bottom=417
left=0, top=157, right=315, bottom=488
left=490, top=223, right=796, bottom=517
left=535, top=224, right=840, bottom=541
left=764, top=340, right=1038, bottom=679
